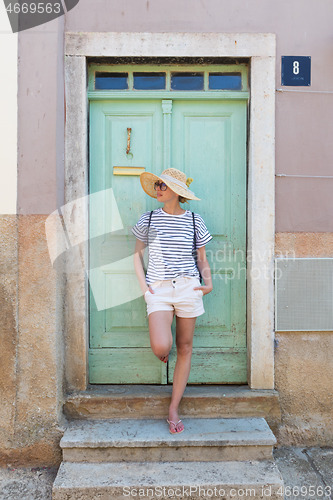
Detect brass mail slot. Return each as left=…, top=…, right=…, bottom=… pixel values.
left=113, top=166, right=145, bottom=176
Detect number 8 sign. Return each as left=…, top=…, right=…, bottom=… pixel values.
left=281, top=56, right=311, bottom=86
left=293, top=61, right=300, bottom=75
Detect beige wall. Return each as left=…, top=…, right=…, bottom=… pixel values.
left=16, top=0, right=333, bottom=229
left=275, top=233, right=333, bottom=446
left=0, top=215, right=64, bottom=466
left=0, top=3, right=17, bottom=214
left=17, top=0, right=333, bottom=231
left=18, top=16, right=65, bottom=215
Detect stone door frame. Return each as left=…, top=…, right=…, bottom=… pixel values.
left=64, top=31, right=276, bottom=390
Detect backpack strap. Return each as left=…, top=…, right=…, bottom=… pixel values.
left=192, top=212, right=202, bottom=283
left=192, top=211, right=196, bottom=250
left=147, top=210, right=153, bottom=243
left=148, top=210, right=153, bottom=229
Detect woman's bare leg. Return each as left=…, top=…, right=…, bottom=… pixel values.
left=168, top=316, right=196, bottom=432
left=148, top=310, right=174, bottom=362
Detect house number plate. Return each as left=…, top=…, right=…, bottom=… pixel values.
left=281, top=56, right=311, bottom=86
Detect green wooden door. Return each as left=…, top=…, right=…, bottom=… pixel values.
left=88, top=98, right=247, bottom=384
left=88, top=99, right=166, bottom=383
left=169, top=100, right=247, bottom=383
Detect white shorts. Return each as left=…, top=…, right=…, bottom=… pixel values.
left=144, top=276, right=205, bottom=318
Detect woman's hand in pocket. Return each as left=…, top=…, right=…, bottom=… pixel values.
left=193, top=285, right=213, bottom=296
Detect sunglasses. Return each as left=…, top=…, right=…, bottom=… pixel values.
left=153, top=181, right=168, bottom=191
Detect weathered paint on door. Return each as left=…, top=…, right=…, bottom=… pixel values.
left=89, top=98, right=247, bottom=384
left=169, top=100, right=247, bottom=383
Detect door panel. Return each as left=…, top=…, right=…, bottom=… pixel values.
left=89, top=100, right=166, bottom=383
left=168, top=349, right=247, bottom=384
left=170, top=100, right=247, bottom=383
left=89, top=98, right=247, bottom=384
left=89, top=348, right=167, bottom=384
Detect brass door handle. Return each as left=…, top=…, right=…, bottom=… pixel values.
left=126, top=128, right=132, bottom=155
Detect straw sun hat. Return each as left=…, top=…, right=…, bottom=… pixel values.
left=140, top=168, right=200, bottom=201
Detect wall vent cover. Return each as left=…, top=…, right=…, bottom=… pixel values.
left=275, top=258, right=333, bottom=331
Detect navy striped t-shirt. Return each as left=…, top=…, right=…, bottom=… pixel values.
left=132, top=208, right=212, bottom=284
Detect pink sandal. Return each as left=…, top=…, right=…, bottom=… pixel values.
left=166, top=418, right=184, bottom=434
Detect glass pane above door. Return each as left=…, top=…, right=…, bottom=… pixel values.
left=95, top=72, right=128, bottom=90
left=133, top=72, right=166, bottom=90
left=90, top=64, right=249, bottom=93
left=171, top=72, right=204, bottom=91
left=209, top=73, right=242, bottom=90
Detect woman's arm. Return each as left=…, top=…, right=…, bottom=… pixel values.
left=195, top=246, right=213, bottom=296
left=133, top=238, right=150, bottom=294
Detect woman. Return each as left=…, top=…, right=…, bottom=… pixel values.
left=132, top=168, right=213, bottom=434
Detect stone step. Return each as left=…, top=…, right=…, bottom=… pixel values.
left=60, top=417, right=277, bottom=463
left=64, top=385, right=281, bottom=432
left=52, top=460, right=284, bottom=500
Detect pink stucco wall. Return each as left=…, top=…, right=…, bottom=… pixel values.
left=18, top=0, right=333, bottom=231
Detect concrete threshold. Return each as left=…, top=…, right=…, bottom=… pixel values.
left=64, top=384, right=281, bottom=432
left=52, top=460, right=284, bottom=500
left=60, top=417, right=277, bottom=463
